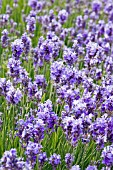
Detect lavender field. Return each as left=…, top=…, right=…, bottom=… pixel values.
left=0, top=0, right=113, bottom=169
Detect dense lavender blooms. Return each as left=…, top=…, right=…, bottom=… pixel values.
left=1, top=0, right=113, bottom=169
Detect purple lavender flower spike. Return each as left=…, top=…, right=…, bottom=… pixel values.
left=25, top=141, right=42, bottom=168
left=11, top=39, right=24, bottom=59
left=49, top=153, right=61, bottom=169
left=86, top=165, right=97, bottom=170
left=1, top=29, right=9, bottom=48
left=70, top=165, right=81, bottom=170
left=101, top=145, right=113, bottom=167
left=65, top=153, right=74, bottom=169
left=38, top=152, right=48, bottom=166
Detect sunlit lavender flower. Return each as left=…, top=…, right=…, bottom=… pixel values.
left=40, top=39, right=53, bottom=62
left=101, top=145, right=113, bottom=167
left=70, top=165, right=81, bottom=170
left=13, top=0, right=18, bottom=7
left=0, top=78, right=12, bottom=96
left=0, top=14, right=9, bottom=26
left=34, top=75, right=47, bottom=89
left=1, top=29, right=9, bottom=48
left=11, top=39, right=24, bottom=59
left=49, top=153, right=61, bottom=169
left=6, top=87, right=22, bottom=104
left=21, top=32, right=31, bottom=56
left=63, top=47, right=78, bottom=65
left=90, top=115, right=107, bottom=148
left=65, top=153, right=74, bottom=169
left=26, top=16, right=36, bottom=35
left=17, top=116, right=45, bottom=144
left=28, top=0, right=37, bottom=10
left=7, top=58, right=22, bottom=83
left=38, top=152, right=48, bottom=166
left=37, top=100, right=58, bottom=131
left=58, top=9, right=68, bottom=24
left=92, top=0, right=102, bottom=13
left=86, top=165, right=97, bottom=170
left=25, top=141, right=42, bottom=168
left=51, top=60, right=64, bottom=83
left=0, top=149, right=25, bottom=170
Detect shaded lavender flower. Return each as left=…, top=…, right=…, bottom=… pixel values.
left=58, top=9, right=68, bottom=24
left=11, top=39, right=24, bottom=59
left=86, top=165, right=97, bottom=170
left=70, top=165, right=81, bottom=170
left=21, top=32, right=31, bottom=56
left=0, top=149, right=25, bottom=170
left=1, top=29, right=9, bottom=48
left=65, top=153, right=74, bottom=169
left=101, top=145, right=113, bottom=167
left=25, top=141, right=42, bottom=168
left=49, top=153, right=61, bottom=169
left=6, top=87, right=22, bottom=104
left=38, top=152, right=48, bottom=166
